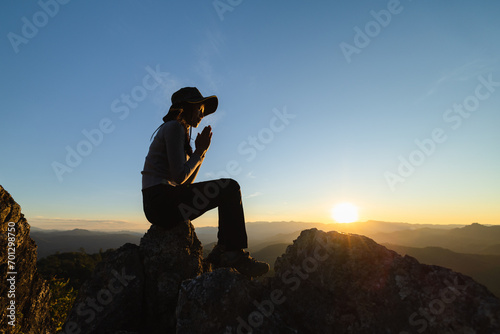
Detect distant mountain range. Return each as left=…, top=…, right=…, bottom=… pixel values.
left=31, top=228, right=142, bottom=258
left=194, top=220, right=468, bottom=248
left=371, top=222, right=500, bottom=255
left=32, top=221, right=500, bottom=257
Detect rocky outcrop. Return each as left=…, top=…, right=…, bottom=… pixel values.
left=0, top=185, right=52, bottom=333
left=270, top=229, right=500, bottom=333
left=175, top=229, right=500, bottom=333
left=62, top=222, right=204, bottom=334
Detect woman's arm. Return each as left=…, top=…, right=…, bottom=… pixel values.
left=186, top=164, right=202, bottom=184
left=164, top=121, right=203, bottom=185
left=186, top=126, right=212, bottom=184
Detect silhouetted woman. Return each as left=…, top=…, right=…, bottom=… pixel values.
left=141, top=87, right=269, bottom=277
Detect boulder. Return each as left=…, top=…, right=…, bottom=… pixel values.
left=0, top=185, right=52, bottom=334
left=176, top=268, right=297, bottom=333
left=140, top=223, right=204, bottom=333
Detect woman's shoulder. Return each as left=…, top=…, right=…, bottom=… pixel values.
left=163, top=120, right=183, bottom=129
left=160, top=120, right=184, bottom=132
left=159, top=120, right=184, bottom=138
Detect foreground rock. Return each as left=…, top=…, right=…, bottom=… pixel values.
left=0, top=185, right=52, bottom=333
left=176, top=268, right=297, bottom=334
left=140, top=223, right=204, bottom=332
left=63, top=222, right=204, bottom=334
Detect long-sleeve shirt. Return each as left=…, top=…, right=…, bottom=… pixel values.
left=141, top=120, right=203, bottom=189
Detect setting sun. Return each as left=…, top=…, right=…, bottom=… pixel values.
left=331, top=202, right=359, bottom=223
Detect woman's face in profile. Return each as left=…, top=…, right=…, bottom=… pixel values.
left=183, top=103, right=205, bottom=127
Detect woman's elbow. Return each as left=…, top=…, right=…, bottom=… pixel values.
left=171, top=169, right=187, bottom=185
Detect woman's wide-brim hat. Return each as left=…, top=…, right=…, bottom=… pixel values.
left=171, top=87, right=218, bottom=116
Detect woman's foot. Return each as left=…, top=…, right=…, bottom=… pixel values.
left=206, top=244, right=226, bottom=266
left=207, top=245, right=270, bottom=278
left=220, top=250, right=270, bottom=277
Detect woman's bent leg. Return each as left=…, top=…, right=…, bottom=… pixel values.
left=177, top=178, right=248, bottom=250
left=215, top=179, right=248, bottom=250
left=175, top=179, right=268, bottom=277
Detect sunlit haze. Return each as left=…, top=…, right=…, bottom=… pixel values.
left=1, top=1, right=499, bottom=231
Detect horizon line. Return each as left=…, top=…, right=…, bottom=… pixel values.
left=26, top=220, right=491, bottom=233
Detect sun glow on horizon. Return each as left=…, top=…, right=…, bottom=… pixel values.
left=331, top=202, right=359, bottom=224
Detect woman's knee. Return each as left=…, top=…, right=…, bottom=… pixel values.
left=219, top=178, right=240, bottom=192
left=214, top=178, right=241, bottom=199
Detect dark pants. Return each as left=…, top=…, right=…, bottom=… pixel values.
left=142, top=178, right=248, bottom=251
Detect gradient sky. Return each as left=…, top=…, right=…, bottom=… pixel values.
left=1, top=0, right=499, bottom=231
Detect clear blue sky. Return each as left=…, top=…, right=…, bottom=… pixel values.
left=1, top=0, right=499, bottom=231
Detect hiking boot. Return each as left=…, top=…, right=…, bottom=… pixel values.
left=206, top=244, right=226, bottom=267
left=220, top=250, right=270, bottom=278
